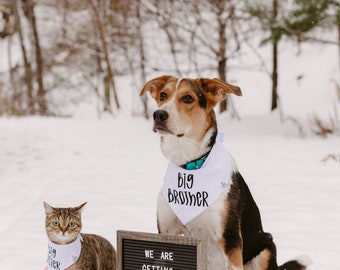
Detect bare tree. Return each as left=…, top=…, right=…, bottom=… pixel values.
left=22, top=0, right=47, bottom=115
left=0, top=1, right=20, bottom=114
left=144, top=0, right=184, bottom=76
left=143, top=0, right=243, bottom=116
left=212, top=0, right=241, bottom=113
left=245, top=0, right=286, bottom=112
left=136, top=0, right=149, bottom=119
left=88, top=0, right=120, bottom=112
left=336, top=9, right=340, bottom=82
left=271, top=0, right=279, bottom=111
left=181, top=0, right=242, bottom=115
left=12, top=0, right=34, bottom=114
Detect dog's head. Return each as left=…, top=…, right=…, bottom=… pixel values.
left=140, top=76, right=242, bottom=164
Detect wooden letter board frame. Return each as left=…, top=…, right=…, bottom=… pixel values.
left=117, top=230, right=206, bottom=270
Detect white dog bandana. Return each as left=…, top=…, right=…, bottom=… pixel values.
left=162, top=133, right=232, bottom=225
left=46, top=234, right=82, bottom=270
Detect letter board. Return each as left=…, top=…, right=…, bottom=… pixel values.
left=117, top=231, right=206, bottom=270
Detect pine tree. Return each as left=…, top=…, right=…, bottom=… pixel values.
left=284, top=0, right=330, bottom=43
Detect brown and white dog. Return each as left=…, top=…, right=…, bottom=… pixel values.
left=140, top=76, right=309, bottom=270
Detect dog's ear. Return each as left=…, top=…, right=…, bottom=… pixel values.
left=200, top=78, right=242, bottom=107
left=140, top=75, right=175, bottom=99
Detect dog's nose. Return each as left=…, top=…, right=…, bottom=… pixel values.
left=153, top=110, right=169, bottom=123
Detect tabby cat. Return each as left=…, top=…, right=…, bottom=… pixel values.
left=44, top=202, right=116, bottom=270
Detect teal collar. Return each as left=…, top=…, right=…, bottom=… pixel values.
left=181, top=151, right=211, bottom=170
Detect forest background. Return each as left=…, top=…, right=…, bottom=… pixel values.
left=0, top=0, right=339, bottom=138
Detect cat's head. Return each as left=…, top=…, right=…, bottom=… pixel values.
left=43, top=201, right=86, bottom=244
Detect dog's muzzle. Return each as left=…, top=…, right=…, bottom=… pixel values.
left=153, top=110, right=184, bottom=137
left=153, top=110, right=172, bottom=134
left=153, top=110, right=169, bottom=124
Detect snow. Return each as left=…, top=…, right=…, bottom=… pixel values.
left=0, top=114, right=339, bottom=270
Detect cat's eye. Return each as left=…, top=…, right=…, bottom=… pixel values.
left=68, top=221, right=76, bottom=227
left=52, top=221, right=60, bottom=227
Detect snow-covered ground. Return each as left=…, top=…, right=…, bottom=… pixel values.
left=0, top=114, right=339, bottom=269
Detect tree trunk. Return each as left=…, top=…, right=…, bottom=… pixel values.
left=217, top=8, right=228, bottom=113
left=61, top=0, right=68, bottom=39
left=271, top=0, right=279, bottom=111
left=104, top=72, right=111, bottom=112
left=25, top=0, right=47, bottom=115
left=7, top=35, right=22, bottom=114
left=218, top=58, right=228, bottom=113
left=89, top=0, right=120, bottom=112
left=271, top=39, right=278, bottom=110
left=12, top=0, right=34, bottom=114
left=337, top=9, right=340, bottom=80
left=137, top=0, right=149, bottom=119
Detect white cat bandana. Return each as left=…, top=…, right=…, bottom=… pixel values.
left=162, top=133, right=232, bottom=225
left=46, top=234, right=82, bottom=270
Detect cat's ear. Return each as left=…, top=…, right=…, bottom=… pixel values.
left=43, top=201, right=55, bottom=215
left=73, top=202, right=87, bottom=214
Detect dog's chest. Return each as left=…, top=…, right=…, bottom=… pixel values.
left=161, top=137, right=233, bottom=226
left=157, top=190, right=228, bottom=239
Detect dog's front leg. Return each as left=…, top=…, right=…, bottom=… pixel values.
left=157, top=192, right=189, bottom=236
left=202, top=235, right=243, bottom=270
left=218, top=216, right=243, bottom=270
left=224, top=249, right=243, bottom=270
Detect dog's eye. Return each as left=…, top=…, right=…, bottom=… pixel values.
left=182, top=95, right=194, bottom=104
left=159, top=92, right=167, bottom=101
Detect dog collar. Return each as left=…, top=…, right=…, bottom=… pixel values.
left=181, top=151, right=211, bottom=170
